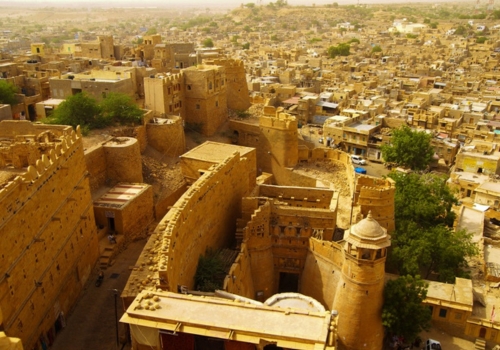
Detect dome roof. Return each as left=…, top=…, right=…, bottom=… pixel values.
left=351, top=212, right=386, bottom=239
left=344, top=212, right=391, bottom=249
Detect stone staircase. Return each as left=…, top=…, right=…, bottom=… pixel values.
left=474, top=338, right=486, bottom=350
left=98, top=234, right=125, bottom=270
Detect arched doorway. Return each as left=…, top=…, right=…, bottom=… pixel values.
left=479, top=327, right=487, bottom=338
left=264, top=345, right=283, bottom=350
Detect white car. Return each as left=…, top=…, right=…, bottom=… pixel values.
left=351, top=155, right=366, bottom=165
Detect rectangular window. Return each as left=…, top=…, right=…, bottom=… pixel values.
left=439, top=308, right=447, bottom=318
left=196, top=104, right=200, bottom=110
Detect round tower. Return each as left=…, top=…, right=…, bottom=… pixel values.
left=103, top=137, right=143, bottom=183
left=332, top=212, right=390, bottom=350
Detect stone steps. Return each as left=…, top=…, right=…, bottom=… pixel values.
left=98, top=234, right=124, bottom=269
left=475, top=338, right=486, bottom=350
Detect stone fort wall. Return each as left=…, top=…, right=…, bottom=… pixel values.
left=302, top=239, right=344, bottom=309
left=0, top=122, right=99, bottom=349
left=156, top=153, right=254, bottom=291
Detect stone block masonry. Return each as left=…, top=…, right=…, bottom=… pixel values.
left=0, top=122, right=99, bottom=350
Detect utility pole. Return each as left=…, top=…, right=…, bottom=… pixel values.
left=112, top=289, right=120, bottom=347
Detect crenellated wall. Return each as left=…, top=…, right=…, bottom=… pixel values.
left=241, top=201, right=274, bottom=300
left=0, top=122, right=99, bottom=350
left=144, top=73, right=184, bottom=118
left=258, top=111, right=299, bottom=178
left=354, top=176, right=396, bottom=233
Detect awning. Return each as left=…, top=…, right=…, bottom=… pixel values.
left=317, top=101, right=339, bottom=109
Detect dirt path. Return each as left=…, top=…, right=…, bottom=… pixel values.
left=294, top=160, right=354, bottom=228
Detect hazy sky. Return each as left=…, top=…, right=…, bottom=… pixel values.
left=0, top=0, right=364, bottom=7
left=0, top=0, right=463, bottom=9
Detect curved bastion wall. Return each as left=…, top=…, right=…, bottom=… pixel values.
left=102, top=137, right=143, bottom=183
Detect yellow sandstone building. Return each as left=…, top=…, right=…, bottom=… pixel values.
left=120, top=112, right=396, bottom=350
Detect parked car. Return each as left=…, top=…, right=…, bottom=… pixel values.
left=351, top=155, right=367, bottom=165
left=354, top=167, right=367, bottom=175
left=422, top=339, right=441, bottom=350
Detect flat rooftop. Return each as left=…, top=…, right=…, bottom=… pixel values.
left=94, top=183, right=150, bottom=209
left=477, top=181, right=500, bottom=194
left=425, top=278, right=473, bottom=311
left=121, top=291, right=331, bottom=349
left=181, top=141, right=255, bottom=164
left=350, top=122, right=378, bottom=131
left=456, top=207, right=484, bottom=243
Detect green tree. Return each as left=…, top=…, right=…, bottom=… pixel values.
left=45, top=92, right=102, bottom=132
left=390, top=221, right=477, bottom=281
left=145, top=27, right=157, bottom=35
left=0, top=80, right=18, bottom=105
left=476, top=36, right=488, bottom=43
left=202, top=38, right=214, bottom=47
left=348, top=38, right=360, bottom=44
left=454, top=25, right=469, bottom=36
left=381, top=125, right=434, bottom=171
left=382, top=275, right=431, bottom=343
left=388, top=172, right=457, bottom=228
left=44, top=92, right=143, bottom=134
left=371, top=45, right=382, bottom=53
left=271, top=34, right=279, bottom=41
left=194, top=249, right=225, bottom=292
left=100, top=92, right=143, bottom=126
left=387, top=172, right=478, bottom=281
left=242, top=42, right=250, bottom=50
left=327, top=43, right=350, bottom=57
